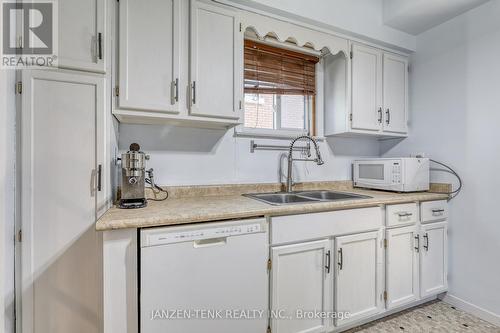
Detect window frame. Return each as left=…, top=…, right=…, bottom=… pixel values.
left=236, top=40, right=321, bottom=139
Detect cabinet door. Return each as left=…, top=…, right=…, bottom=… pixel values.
left=386, top=226, right=419, bottom=310
left=190, top=1, right=243, bottom=120
left=335, top=231, right=383, bottom=327
left=118, top=0, right=181, bottom=112
left=383, top=53, right=408, bottom=134
left=21, top=70, right=106, bottom=333
left=271, top=239, right=332, bottom=333
left=58, top=0, right=106, bottom=73
left=351, top=43, right=382, bottom=132
left=420, top=222, right=448, bottom=297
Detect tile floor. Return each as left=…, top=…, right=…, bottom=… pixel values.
left=347, top=301, right=500, bottom=332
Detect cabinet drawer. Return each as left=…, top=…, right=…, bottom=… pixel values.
left=421, top=200, right=448, bottom=223
left=386, top=203, right=418, bottom=227
left=270, top=207, right=383, bottom=245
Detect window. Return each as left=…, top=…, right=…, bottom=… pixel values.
left=243, top=40, right=319, bottom=136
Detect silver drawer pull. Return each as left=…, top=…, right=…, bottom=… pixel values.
left=397, top=212, right=413, bottom=218
left=431, top=208, right=445, bottom=216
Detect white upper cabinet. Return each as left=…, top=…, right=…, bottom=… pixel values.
left=420, top=222, right=448, bottom=298
left=351, top=44, right=383, bottom=132
left=271, top=239, right=332, bottom=333
left=383, top=53, right=408, bottom=134
left=385, top=226, right=420, bottom=310
left=324, top=42, right=409, bottom=138
left=118, top=0, right=180, bottom=113
left=189, top=1, right=243, bottom=120
left=112, top=0, right=243, bottom=128
left=335, top=231, right=383, bottom=327
left=58, top=0, right=106, bottom=73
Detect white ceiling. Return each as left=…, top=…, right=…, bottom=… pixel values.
left=383, top=0, right=492, bottom=35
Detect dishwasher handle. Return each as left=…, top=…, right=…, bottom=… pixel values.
left=193, top=237, right=227, bottom=248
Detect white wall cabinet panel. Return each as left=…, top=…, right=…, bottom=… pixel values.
left=58, top=0, right=106, bottom=73
left=118, top=0, right=180, bottom=113
left=21, top=70, right=107, bottom=333
left=190, top=1, right=243, bottom=120
left=351, top=44, right=382, bottom=132
left=420, top=222, right=448, bottom=298
left=383, top=53, right=408, bottom=134
left=335, top=231, right=383, bottom=327
left=385, top=226, right=419, bottom=310
left=325, top=43, right=408, bottom=138
left=271, top=239, right=332, bottom=333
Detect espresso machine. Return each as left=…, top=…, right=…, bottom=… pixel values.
left=119, top=143, right=149, bottom=208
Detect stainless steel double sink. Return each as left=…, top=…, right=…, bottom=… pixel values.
left=244, top=190, right=371, bottom=206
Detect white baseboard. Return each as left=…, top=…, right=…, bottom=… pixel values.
left=440, top=294, right=500, bottom=327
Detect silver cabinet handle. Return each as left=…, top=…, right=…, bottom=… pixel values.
left=423, top=233, right=429, bottom=251
left=325, top=250, right=331, bottom=274
left=337, top=248, right=343, bottom=270
left=378, top=107, right=382, bottom=123
left=414, top=235, right=420, bottom=252
left=175, top=78, right=179, bottom=102
left=431, top=209, right=445, bottom=216
left=97, top=164, right=102, bottom=192
left=191, top=81, right=196, bottom=105
left=171, top=78, right=179, bottom=104
left=397, top=212, right=413, bottom=217
left=397, top=212, right=413, bottom=221
left=98, top=33, right=103, bottom=60
left=386, top=108, right=390, bottom=125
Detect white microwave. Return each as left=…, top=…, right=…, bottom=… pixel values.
left=353, top=158, right=430, bottom=192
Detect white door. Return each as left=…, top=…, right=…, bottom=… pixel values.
left=335, top=231, right=383, bottom=327
left=386, top=226, right=419, bottom=309
left=20, top=70, right=106, bottom=333
left=190, top=1, right=243, bottom=120
left=58, top=0, right=106, bottom=73
left=351, top=43, right=382, bottom=132
left=118, top=0, right=181, bottom=112
left=271, top=239, right=332, bottom=333
left=420, top=222, right=448, bottom=297
left=383, top=53, right=408, bottom=134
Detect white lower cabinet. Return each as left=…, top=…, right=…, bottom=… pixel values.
left=420, top=222, right=448, bottom=298
left=385, top=226, right=420, bottom=309
left=238, top=205, right=446, bottom=333
left=334, top=231, right=384, bottom=327
left=271, top=239, right=332, bottom=333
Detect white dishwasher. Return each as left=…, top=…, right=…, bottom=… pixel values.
left=140, top=218, right=269, bottom=333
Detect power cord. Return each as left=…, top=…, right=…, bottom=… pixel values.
left=145, top=169, right=169, bottom=201
left=429, top=159, right=462, bottom=200
left=145, top=178, right=169, bottom=201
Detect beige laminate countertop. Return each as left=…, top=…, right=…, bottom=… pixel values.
left=96, top=182, right=449, bottom=231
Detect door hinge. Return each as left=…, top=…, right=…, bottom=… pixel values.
left=349, top=113, right=353, bottom=121
left=384, top=239, right=388, bottom=249
left=267, top=326, right=272, bottom=333
left=407, top=64, right=410, bottom=73
left=239, top=100, right=242, bottom=110
left=115, top=86, right=119, bottom=97
left=267, top=259, right=272, bottom=271
left=239, top=22, right=242, bottom=32
left=383, top=291, right=388, bottom=301
left=16, top=81, right=22, bottom=94
left=17, top=230, right=22, bottom=242
left=350, top=51, right=353, bottom=59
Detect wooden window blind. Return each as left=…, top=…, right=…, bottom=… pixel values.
left=244, top=39, right=320, bottom=96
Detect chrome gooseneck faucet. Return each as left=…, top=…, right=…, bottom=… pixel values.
left=286, top=135, right=324, bottom=192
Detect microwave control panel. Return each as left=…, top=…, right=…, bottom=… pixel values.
left=392, top=163, right=402, bottom=183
